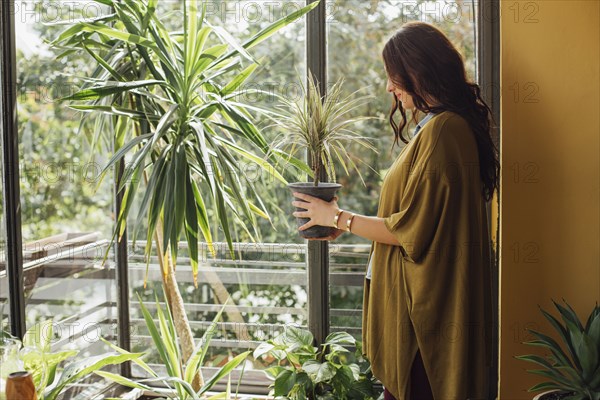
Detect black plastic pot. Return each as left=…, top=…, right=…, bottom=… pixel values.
left=288, top=182, right=342, bottom=239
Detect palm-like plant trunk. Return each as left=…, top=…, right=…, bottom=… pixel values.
left=154, top=219, right=203, bottom=391
left=312, top=151, right=322, bottom=187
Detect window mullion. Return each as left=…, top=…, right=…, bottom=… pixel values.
left=306, top=0, right=329, bottom=346
left=0, top=0, right=26, bottom=339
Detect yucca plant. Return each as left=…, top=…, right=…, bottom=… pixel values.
left=51, top=0, right=318, bottom=389
left=516, top=300, right=600, bottom=400
left=97, top=295, right=249, bottom=400
left=270, top=73, right=376, bottom=238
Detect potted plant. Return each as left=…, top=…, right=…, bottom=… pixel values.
left=0, top=320, right=141, bottom=400
left=52, top=0, right=319, bottom=390
left=515, top=300, right=600, bottom=400
left=253, top=326, right=381, bottom=399
left=270, top=74, right=376, bottom=238
left=96, top=294, right=249, bottom=400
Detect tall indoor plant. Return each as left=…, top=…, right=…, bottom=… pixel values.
left=53, top=0, right=319, bottom=389
left=270, top=74, right=376, bottom=238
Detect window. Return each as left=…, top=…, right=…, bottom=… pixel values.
left=1, top=0, right=497, bottom=396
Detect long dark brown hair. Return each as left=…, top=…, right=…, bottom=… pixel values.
left=382, top=22, right=499, bottom=201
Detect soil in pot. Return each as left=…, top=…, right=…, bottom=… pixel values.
left=288, top=182, right=342, bottom=239
left=535, top=391, right=576, bottom=400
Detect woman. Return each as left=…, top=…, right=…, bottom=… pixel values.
left=291, top=22, right=498, bottom=400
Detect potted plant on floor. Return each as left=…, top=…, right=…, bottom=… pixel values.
left=97, top=295, right=249, bottom=400
left=515, top=300, right=600, bottom=400
left=1, top=320, right=142, bottom=400
left=52, top=0, right=319, bottom=391
left=253, top=326, right=381, bottom=399
left=270, top=74, right=376, bottom=238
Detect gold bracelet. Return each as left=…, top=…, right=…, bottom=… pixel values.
left=333, top=209, right=344, bottom=228
left=346, top=213, right=356, bottom=232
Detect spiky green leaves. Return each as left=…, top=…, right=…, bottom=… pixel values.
left=270, top=73, right=378, bottom=187
left=516, top=300, right=600, bottom=400
left=54, top=0, right=321, bottom=283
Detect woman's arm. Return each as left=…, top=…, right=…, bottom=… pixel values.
left=291, top=192, right=401, bottom=246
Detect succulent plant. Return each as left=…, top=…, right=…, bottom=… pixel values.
left=516, top=300, right=600, bottom=400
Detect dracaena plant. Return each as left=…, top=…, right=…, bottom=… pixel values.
left=516, top=300, right=600, bottom=400
left=51, top=0, right=318, bottom=389
left=270, top=73, right=376, bottom=187
left=96, top=295, right=249, bottom=400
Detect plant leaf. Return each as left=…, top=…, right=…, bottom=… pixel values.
left=46, top=353, right=142, bottom=400
left=273, top=369, right=297, bottom=397
left=283, top=326, right=314, bottom=349
left=61, top=80, right=162, bottom=101
left=99, top=337, right=157, bottom=378
left=303, top=360, right=336, bottom=384
left=81, top=22, right=159, bottom=50
left=198, top=351, right=251, bottom=395
left=184, top=301, right=228, bottom=384
left=94, top=371, right=155, bottom=391
left=325, top=331, right=356, bottom=346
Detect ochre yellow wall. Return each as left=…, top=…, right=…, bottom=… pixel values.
left=500, top=0, right=599, bottom=398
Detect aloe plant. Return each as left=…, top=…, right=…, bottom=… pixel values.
left=51, top=0, right=319, bottom=388
left=270, top=73, right=376, bottom=187
left=516, top=300, right=600, bottom=400
left=97, top=294, right=249, bottom=400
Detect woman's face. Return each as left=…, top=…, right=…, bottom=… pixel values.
left=386, top=77, right=415, bottom=110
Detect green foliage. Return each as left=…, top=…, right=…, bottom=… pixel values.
left=516, top=300, right=600, bottom=400
left=20, top=320, right=78, bottom=398
left=8, top=320, right=141, bottom=400
left=253, top=326, right=381, bottom=399
left=270, top=73, right=377, bottom=187
left=52, top=0, right=320, bottom=281
left=97, top=294, right=250, bottom=399
left=0, top=330, right=22, bottom=380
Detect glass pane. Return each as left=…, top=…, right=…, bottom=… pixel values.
left=326, top=0, right=479, bottom=334
left=15, top=1, right=118, bottom=396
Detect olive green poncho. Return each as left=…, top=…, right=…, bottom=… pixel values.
left=362, top=111, right=493, bottom=400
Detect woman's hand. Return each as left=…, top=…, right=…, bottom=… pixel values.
left=291, top=192, right=341, bottom=233
left=291, top=192, right=402, bottom=245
